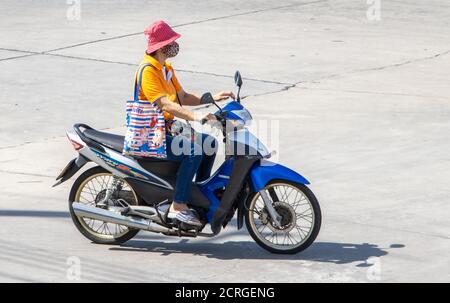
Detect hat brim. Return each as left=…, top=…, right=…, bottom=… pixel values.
left=146, top=33, right=181, bottom=54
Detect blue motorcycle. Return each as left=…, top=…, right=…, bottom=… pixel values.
left=54, top=71, right=321, bottom=254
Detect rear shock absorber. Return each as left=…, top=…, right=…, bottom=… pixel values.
left=97, top=176, right=123, bottom=207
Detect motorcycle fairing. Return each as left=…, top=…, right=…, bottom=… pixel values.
left=90, top=149, right=173, bottom=190
left=200, top=156, right=260, bottom=235
left=124, top=176, right=211, bottom=209
left=197, top=158, right=234, bottom=222
left=220, top=101, right=243, bottom=112
left=86, top=147, right=214, bottom=207
left=249, top=160, right=310, bottom=192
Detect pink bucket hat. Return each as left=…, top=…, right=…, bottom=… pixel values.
left=144, top=20, right=181, bottom=54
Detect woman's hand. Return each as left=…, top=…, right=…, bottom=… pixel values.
left=213, top=91, right=235, bottom=101
left=197, top=113, right=217, bottom=125
left=201, top=113, right=217, bottom=121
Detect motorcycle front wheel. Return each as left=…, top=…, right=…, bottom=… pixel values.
left=245, top=181, right=321, bottom=254
left=69, top=166, right=140, bottom=245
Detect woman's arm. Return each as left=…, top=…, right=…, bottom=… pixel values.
left=177, top=90, right=202, bottom=106
left=156, top=96, right=197, bottom=120
left=156, top=96, right=216, bottom=122
left=178, top=90, right=236, bottom=106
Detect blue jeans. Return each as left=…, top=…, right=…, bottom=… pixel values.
left=165, top=133, right=218, bottom=203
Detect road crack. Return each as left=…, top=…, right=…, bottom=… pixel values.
left=43, top=0, right=327, bottom=53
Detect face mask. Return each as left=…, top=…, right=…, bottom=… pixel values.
left=161, top=42, right=179, bottom=58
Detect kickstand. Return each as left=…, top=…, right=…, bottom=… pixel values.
left=177, top=224, right=182, bottom=237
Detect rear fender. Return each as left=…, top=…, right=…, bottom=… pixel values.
left=52, top=155, right=89, bottom=187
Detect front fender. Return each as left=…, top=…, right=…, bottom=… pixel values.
left=250, top=161, right=310, bottom=192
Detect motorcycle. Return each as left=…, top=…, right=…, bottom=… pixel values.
left=54, top=71, right=321, bottom=254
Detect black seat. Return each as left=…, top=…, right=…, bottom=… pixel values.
left=83, top=129, right=125, bottom=152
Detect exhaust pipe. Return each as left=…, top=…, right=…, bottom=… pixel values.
left=72, top=202, right=170, bottom=233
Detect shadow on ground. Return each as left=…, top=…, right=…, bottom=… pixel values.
left=0, top=210, right=69, bottom=218
left=0, top=210, right=405, bottom=266
left=111, top=239, right=404, bottom=265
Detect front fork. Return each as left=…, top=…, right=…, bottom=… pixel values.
left=259, top=189, right=282, bottom=227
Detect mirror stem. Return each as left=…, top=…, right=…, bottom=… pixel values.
left=212, top=100, right=222, bottom=112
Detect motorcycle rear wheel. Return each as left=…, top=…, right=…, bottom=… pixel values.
left=245, top=181, right=321, bottom=254
left=69, top=166, right=140, bottom=245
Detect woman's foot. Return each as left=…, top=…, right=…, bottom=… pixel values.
left=168, top=201, right=202, bottom=227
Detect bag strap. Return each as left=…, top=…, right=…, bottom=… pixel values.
left=134, top=63, right=178, bottom=104
left=170, top=78, right=193, bottom=128
left=133, top=63, right=152, bottom=101
left=134, top=64, right=192, bottom=128
left=170, top=78, right=182, bottom=107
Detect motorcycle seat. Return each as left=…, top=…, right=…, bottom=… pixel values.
left=83, top=129, right=125, bottom=152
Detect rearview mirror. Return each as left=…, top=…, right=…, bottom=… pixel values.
left=234, top=71, right=243, bottom=88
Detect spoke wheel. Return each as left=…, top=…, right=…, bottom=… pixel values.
left=245, top=181, right=321, bottom=254
left=69, top=166, right=140, bottom=245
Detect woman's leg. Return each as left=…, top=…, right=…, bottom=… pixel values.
left=165, top=134, right=203, bottom=226
left=195, top=133, right=218, bottom=182
left=165, top=134, right=203, bottom=203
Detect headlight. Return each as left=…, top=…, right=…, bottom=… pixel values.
left=226, top=109, right=252, bottom=126
left=232, top=109, right=253, bottom=122
left=226, top=119, right=245, bottom=128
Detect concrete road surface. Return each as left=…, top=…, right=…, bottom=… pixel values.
left=0, top=0, right=449, bottom=282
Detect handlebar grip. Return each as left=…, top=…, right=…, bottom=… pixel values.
left=201, top=114, right=223, bottom=125
left=215, top=114, right=224, bottom=122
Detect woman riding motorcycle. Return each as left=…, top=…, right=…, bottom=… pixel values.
left=136, top=20, right=235, bottom=226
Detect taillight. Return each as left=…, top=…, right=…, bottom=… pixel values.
left=70, top=139, right=84, bottom=150
left=67, top=135, right=84, bottom=150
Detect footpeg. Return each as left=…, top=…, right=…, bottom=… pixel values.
left=120, top=206, right=131, bottom=216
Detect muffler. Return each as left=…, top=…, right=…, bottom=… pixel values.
left=72, top=202, right=170, bottom=233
